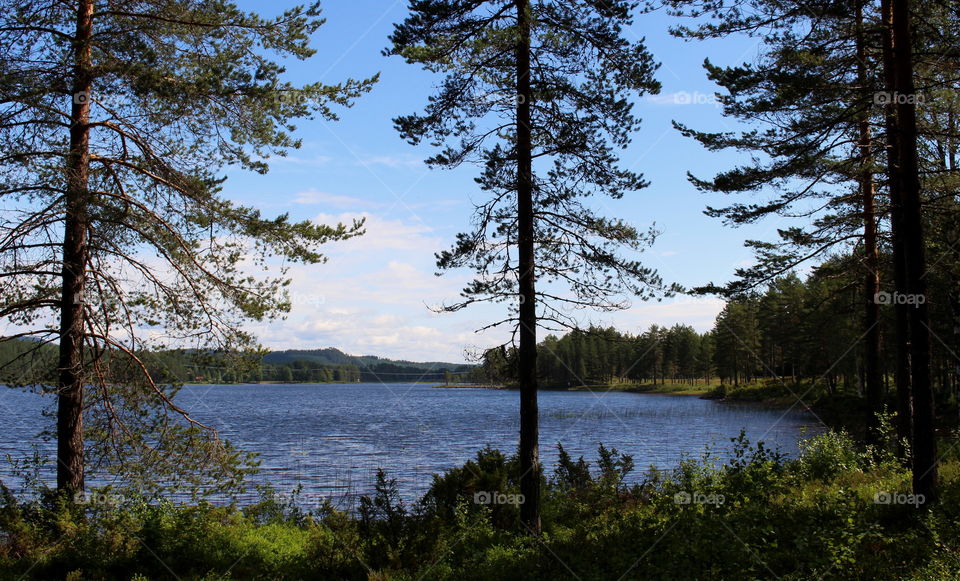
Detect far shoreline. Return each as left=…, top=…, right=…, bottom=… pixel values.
left=432, top=382, right=713, bottom=397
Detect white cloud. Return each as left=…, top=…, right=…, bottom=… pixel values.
left=363, top=334, right=401, bottom=346
left=313, top=212, right=439, bottom=253
left=242, top=210, right=491, bottom=362
left=293, top=189, right=381, bottom=209
left=614, top=296, right=725, bottom=333
left=240, top=212, right=725, bottom=362
left=371, top=314, right=404, bottom=326
left=253, top=310, right=486, bottom=363
left=354, top=154, right=424, bottom=169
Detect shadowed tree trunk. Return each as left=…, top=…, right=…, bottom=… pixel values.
left=515, top=0, right=541, bottom=535
left=889, top=0, right=937, bottom=503
left=881, top=0, right=914, bottom=456
left=856, top=0, right=883, bottom=446
left=57, top=0, right=95, bottom=495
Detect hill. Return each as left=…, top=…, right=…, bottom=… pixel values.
left=0, top=340, right=475, bottom=385
left=263, top=347, right=470, bottom=372
left=262, top=347, right=474, bottom=382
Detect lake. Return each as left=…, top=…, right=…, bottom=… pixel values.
left=0, top=382, right=824, bottom=508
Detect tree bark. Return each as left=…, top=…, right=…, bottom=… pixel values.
left=951, top=275, right=960, bottom=424
left=57, top=0, right=94, bottom=495
left=890, top=0, right=937, bottom=503
left=880, top=0, right=913, bottom=456
left=515, top=0, right=541, bottom=534
left=856, top=0, right=883, bottom=447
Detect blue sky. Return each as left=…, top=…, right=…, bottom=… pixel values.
left=225, top=0, right=800, bottom=363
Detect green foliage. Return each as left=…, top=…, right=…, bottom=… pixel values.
left=4, top=343, right=468, bottom=385
left=552, top=443, right=591, bottom=491
left=721, top=431, right=786, bottom=502
left=0, top=0, right=376, bottom=494
left=388, top=0, right=675, bottom=330
left=475, top=324, right=715, bottom=387
left=422, top=446, right=523, bottom=530
left=792, top=430, right=866, bottom=481
left=595, top=443, right=636, bottom=490
left=469, top=264, right=886, bottom=398
left=0, top=339, right=57, bottom=388
left=3, top=434, right=960, bottom=579
left=358, top=469, right=409, bottom=569
left=262, top=348, right=473, bottom=383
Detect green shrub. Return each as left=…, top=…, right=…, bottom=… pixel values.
left=792, top=430, right=866, bottom=482
left=421, top=446, right=524, bottom=530
left=3, top=437, right=960, bottom=580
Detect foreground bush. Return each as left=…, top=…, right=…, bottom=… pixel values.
left=2, top=431, right=960, bottom=580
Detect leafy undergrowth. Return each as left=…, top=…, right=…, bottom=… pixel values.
left=3, top=431, right=960, bottom=580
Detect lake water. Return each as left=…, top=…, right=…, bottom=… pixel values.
left=0, top=382, right=825, bottom=508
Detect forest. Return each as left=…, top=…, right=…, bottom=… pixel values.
left=479, top=263, right=959, bottom=405
left=0, top=341, right=475, bottom=385
left=3, top=0, right=960, bottom=578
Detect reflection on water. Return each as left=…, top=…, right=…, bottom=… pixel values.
left=0, top=383, right=824, bottom=507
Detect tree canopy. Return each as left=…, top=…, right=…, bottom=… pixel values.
left=0, top=0, right=376, bottom=496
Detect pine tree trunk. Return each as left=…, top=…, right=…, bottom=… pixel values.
left=57, top=0, right=94, bottom=495
left=857, top=0, right=883, bottom=446
left=951, top=277, right=960, bottom=424
left=515, top=0, right=541, bottom=534
left=881, top=0, right=913, bottom=455
left=890, top=0, right=937, bottom=503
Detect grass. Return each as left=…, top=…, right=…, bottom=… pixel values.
left=541, top=380, right=718, bottom=396
left=622, top=381, right=715, bottom=396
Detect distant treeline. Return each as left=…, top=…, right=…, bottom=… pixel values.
left=0, top=343, right=474, bottom=386
left=475, top=325, right=713, bottom=388
left=474, top=265, right=959, bottom=405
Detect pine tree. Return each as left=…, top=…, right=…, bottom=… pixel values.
left=0, top=0, right=375, bottom=495
left=886, top=0, right=937, bottom=504
left=670, top=0, right=949, bottom=500
left=668, top=0, right=891, bottom=424
left=387, top=0, right=674, bottom=532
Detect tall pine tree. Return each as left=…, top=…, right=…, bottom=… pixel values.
left=387, top=0, right=672, bottom=532
left=0, top=0, right=375, bottom=495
